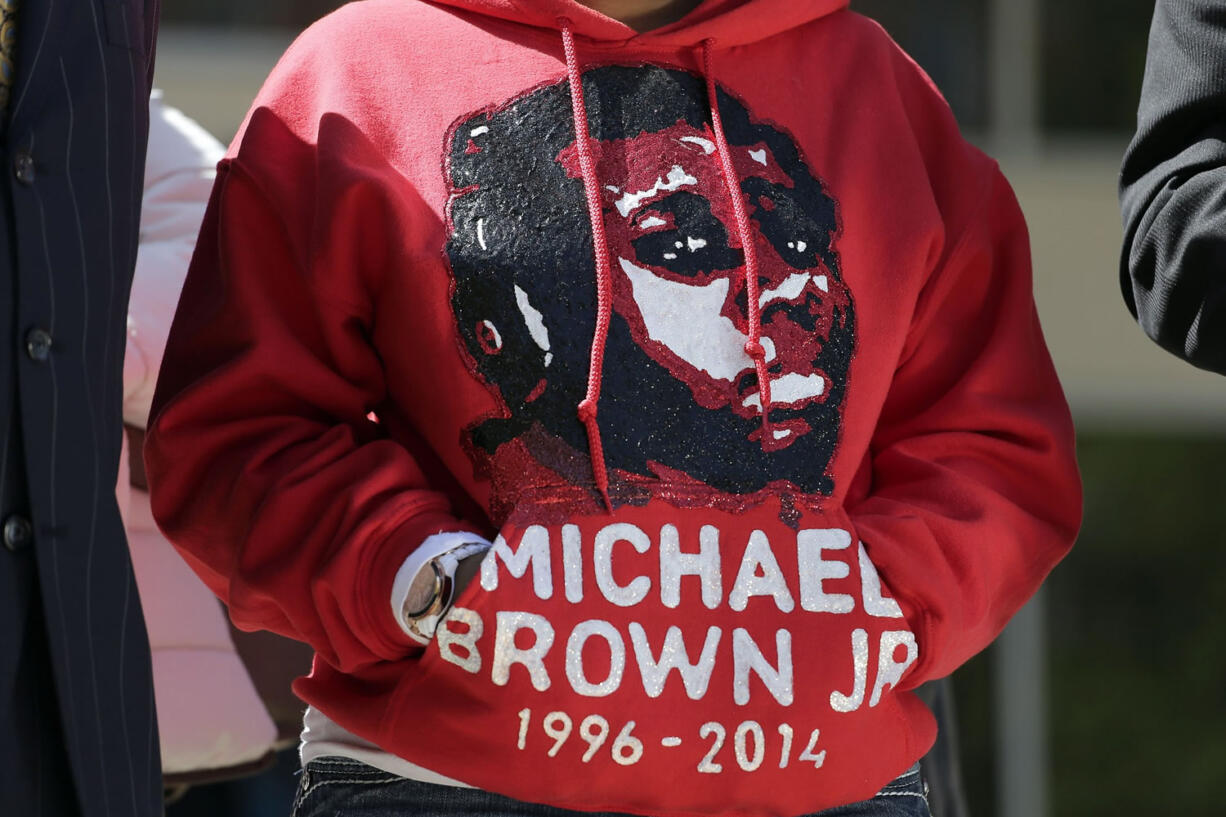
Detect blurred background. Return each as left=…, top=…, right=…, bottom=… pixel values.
left=153, top=2, right=1226, bottom=816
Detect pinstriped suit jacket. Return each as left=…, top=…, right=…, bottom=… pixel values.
left=1, top=2, right=161, bottom=815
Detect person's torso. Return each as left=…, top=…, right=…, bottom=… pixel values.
left=256, top=3, right=991, bottom=814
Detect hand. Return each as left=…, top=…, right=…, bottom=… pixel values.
left=125, top=424, right=149, bottom=490
left=451, top=551, right=485, bottom=601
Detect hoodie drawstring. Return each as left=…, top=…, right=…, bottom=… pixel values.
left=703, top=38, right=773, bottom=436
left=560, top=19, right=615, bottom=512
left=557, top=27, right=773, bottom=510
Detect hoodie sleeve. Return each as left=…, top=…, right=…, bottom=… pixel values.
left=847, top=164, right=1082, bottom=686
left=1119, top=0, right=1226, bottom=375
left=144, top=112, right=477, bottom=673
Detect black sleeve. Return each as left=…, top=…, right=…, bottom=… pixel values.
left=145, top=0, right=160, bottom=89
left=1120, top=0, right=1226, bottom=375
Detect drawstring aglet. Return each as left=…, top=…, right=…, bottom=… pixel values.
left=744, top=341, right=773, bottom=435
left=577, top=400, right=614, bottom=513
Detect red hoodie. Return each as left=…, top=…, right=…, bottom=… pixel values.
left=146, top=1, right=1082, bottom=814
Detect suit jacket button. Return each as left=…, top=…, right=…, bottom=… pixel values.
left=26, top=328, right=53, bottom=362
left=4, top=515, right=33, bottom=551
left=13, top=151, right=35, bottom=185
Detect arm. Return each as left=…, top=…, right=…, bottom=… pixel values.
left=850, top=166, right=1082, bottom=685
left=1120, top=0, right=1226, bottom=374
left=145, top=123, right=481, bottom=673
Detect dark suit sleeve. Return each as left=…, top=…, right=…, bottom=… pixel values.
left=145, top=0, right=160, bottom=88
left=1120, top=0, right=1226, bottom=374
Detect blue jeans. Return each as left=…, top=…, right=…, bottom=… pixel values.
left=291, top=757, right=930, bottom=817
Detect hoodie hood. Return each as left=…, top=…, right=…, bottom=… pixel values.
left=427, top=0, right=850, bottom=47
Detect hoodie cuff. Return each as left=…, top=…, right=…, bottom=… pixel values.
left=362, top=508, right=484, bottom=658
left=391, top=532, right=493, bottom=644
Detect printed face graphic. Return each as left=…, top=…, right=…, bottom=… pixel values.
left=447, top=66, right=855, bottom=507
left=559, top=124, right=853, bottom=453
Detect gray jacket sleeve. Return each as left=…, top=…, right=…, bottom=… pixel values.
left=1120, top=0, right=1226, bottom=374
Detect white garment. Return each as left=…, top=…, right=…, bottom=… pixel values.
left=300, top=706, right=472, bottom=787
left=123, top=90, right=227, bottom=429
left=121, top=92, right=279, bottom=776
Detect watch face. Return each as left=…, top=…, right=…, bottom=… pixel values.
left=404, top=560, right=448, bottom=621
left=406, top=544, right=492, bottom=640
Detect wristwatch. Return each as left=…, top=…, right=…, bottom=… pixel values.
left=401, top=541, right=489, bottom=641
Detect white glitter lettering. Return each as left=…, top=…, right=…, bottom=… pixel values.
left=729, top=530, right=795, bottom=613
left=566, top=620, right=626, bottom=698
left=732, top=628, right=793, bottom=707
left=829, top=628, right=868, bottom=713
left=869, top=630, right=918, bottom=707
left=659, top=524, right=722, bottom=610
left=629, top=623, right=721, bottom=700
left=481, top=527, right=553, bottom=600
left=492, top=611, right=555, bottom=691
left=797, top=528, right=854, bottom=614
left=563, top=524, right=584, bottom=603
left=594, top=523, right=651, bottom=607
left=437, top=606, right=483, bottom=674
left=859, top=543, right=904, bottom=619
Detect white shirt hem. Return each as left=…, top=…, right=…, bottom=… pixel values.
left=300, top=705, right=473, bottom=788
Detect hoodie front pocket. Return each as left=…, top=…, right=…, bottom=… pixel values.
left=380, top=502, right=930, bottom=816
